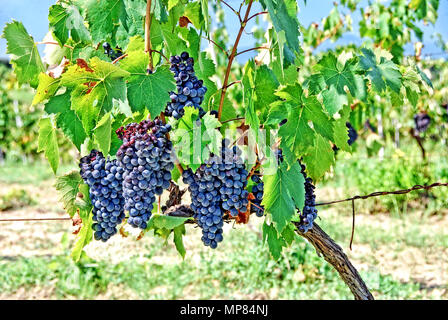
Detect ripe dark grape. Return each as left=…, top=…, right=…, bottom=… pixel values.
left=346, top=122, right=358, bottom=146
left=210, top=110, right=219, bottom=118
left=165, top=52, right=208, bottom=119
left=116, top=119, right=174, bottom=230
left=79, top=150, right=126, bottom=242
left=103, top=42, right=123, bottom=61
left=182, top=140, right=249, bottom=248
left=297, top=161, right=318, bottom=233
left=250, top=173, right=264, bottom=217
left=414, top=113, right=431, bottom=132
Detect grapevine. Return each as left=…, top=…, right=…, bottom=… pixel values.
left=2, top=0, right=443, bottom=300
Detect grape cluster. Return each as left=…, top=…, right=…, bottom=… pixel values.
left=414, top=113, right=431, bottom=132
left=183, top=168, right=224, bottom=249
left=215, top=140, right=250, bottom=217
left=297, top=162, right=318, bottom=233
left=79, top=150, right=126, bottom=242
left=183, top=140, right=249, bottom=248
left=250, top=173, right=264, bottom=217
left=116, top=119, right=174, bottom=230
left=102, top=42, right=123, bottom=61
left=346, top=122, right=358, bottom=146
left=165, top=52, right=208, bottom=119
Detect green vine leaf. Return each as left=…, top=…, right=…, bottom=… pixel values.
left=85, top=0, right=128, bottom=45
left=302, top=135, right=335, bottom=182
left=57, top=109, right=88, bottom=151
left=333, top=105, right=352, bottom=152
left=121, top=58, right=176, bottom=116
left=2, top=20, right=45, bottom=88
left=152, top=215, right=191, bottom=229
left=260, top=0, right=300, bottom=63
left=94, top=112, right=112, bottom=156
left=359, top=48, right=402, bottom=93
left=254, top=65, right=280, bottom=116
left=262, top=161, right=304, bottom=233
left=54, top=170, right=83, bottom=218
left=262, top=222, right=287, bottom=260
left=173, top=224, right=187, bottom=258
left=171, top=106, right=201, bottom=171
left=48, top=4, right=90, bottom=46
left=278, top=87, right=335, bottom=171
left=33, top=73, right=61, bottom=105
left=60, top=57, right=129, bottom=134
left=314, top=52, right=367, bottom=101
left=45, top=91, right=87, bottom=151
left=71, top=210, right=93, bottom=262
left=38, top=117, right=60, bottom=174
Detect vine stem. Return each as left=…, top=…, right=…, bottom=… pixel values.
left=221, top=116, right=245, bottom=124
left=247, top=11, right=268, bottom=22
left=36, top=41, right=74, bottom=50
left=224, top=80, right=241, bottom=89
left=217, top=0, right=254, bottom=121
left=219, top=0, right=242, bottom=23
left=202, top=36, right=228, bottom=57
left=112, top=54, right=128, bottom=64
left=235, top=46, right=270, bottom=57
left=145, top=0, right=154, bottom=72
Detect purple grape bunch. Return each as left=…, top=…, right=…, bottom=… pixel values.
left=79, top=150, right=126, bottom=242
left=297, top=162, right=318, bottom=233
left=346, top=122, right=358, bottom=146
left=116, top=119, right=174, bottom=230
left=182, top=140, right=249, bottom=248
left=183, top=168, right=224, bottom=249
left=102, top=42, right=123, bottom=61
left=166, top=52, right=208, bottom=119
left=414, top=113, right=431, bottom=133
left=250, top=173, right=264, bottom=217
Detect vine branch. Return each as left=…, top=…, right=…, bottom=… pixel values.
left=217, top=0, right=254, bottom=121
left=145, top=0, right=154, bottom=72
left=202, top=36, right=229, bottom=57
left=219, top=0, right=242, bottom=23
left=36, top=41, right=74, bottom=50
left=294, top=222, right=374, bottom=300
left=235, top=46, right=270, bottom=57
left=112, top=54, right=128, bottom=64
left=247, top=11, right=268, bottom=22
left=223, top=80, right=241, bottom=89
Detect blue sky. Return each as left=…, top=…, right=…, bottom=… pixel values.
left=1, top=0, right=447, bottom=62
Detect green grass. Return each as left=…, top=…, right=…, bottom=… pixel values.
left=0, top=160, right=446, bottom=299
left=0, top=161, right=76, bottom=184
left=0, top=225, right=438, bottom=300
left=326, top=143, right=448, bottom=215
